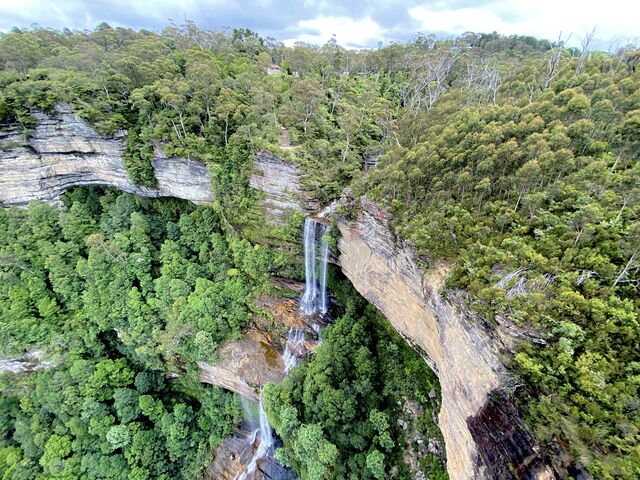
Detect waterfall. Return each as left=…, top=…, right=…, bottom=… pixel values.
left=282, top=327, right=305, bottom=374
left=237, top=394, right=275, bottom=480
left=300, top=218, right=318, bottom=315
left=300, top=218, right=330, bottom=316
left=232, top=215, right=333, bottom=480
left=318, top=235, right=329, bottom=314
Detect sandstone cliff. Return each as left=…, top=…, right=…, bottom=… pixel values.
left=249, top=150, right=310, bottom=225
left=0, top=106, right=310, bottom=231
left=337, top=199, right=554, bottom=480
left=0, top=105, right=213, bottom=207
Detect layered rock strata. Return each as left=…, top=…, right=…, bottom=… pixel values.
left=0, top=107, right=309, bottom=230
left=0, top=105, right=212, bottom=206
left=249, top=150, right=309, bottom=225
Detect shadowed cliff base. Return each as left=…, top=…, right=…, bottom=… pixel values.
left=467, top=390, right=556, bottom=479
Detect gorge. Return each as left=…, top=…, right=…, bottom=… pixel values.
left=0, top=107, right=554, bottom=479
left=2, top=23, right=637, bottom=480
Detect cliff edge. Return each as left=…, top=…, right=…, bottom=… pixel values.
left=337, top=199, right=555, bottom=480
left=0, top=105, right=213, bottom=207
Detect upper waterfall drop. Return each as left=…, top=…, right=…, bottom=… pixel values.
left=319, top=237, right=329, bottom=314
left=300, top=218, right=318, bottom=315
left=299, top=217, right=330, bottom=316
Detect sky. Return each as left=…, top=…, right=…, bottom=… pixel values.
left=1, top=0, right=638, bottom=50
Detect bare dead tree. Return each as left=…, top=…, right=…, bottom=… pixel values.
left=465, top=59, right=504, bottom=105
left=612, top=248, right=639, bottom=288
left=604, top=39, right=639, bottom=75
left=377, top=116, right=401, bottom=147
left=485, top=63, right=503, bottom=105
left=466, top=61, right=482, bottom=89
left=426, top=51, right=457, bottom=110
left=528, top=84, right=536, bottom=103
left=404, top=50, right=457, bottom=114
left=576, top=26, right=597, bottom=75
left=544, top=32, right=571, bottom=90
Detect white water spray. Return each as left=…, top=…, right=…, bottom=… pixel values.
left=282, top=327, right=305, bottom=373
left=237, top=394, right=275, bottom=480
left=318, top=234, right=329, bottom=314
left=300, top=218, right=318, bottom=315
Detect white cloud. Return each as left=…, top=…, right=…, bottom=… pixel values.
left=409, top=0, right=640, bottom=48
left=1, top=0, right=638, bottom=50
left=283, top=15, right=386, bottom=48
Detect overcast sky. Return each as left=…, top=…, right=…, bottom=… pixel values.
left=1, top=0, right=638, bottom=50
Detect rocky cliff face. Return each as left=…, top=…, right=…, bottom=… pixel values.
left=337, top=199, right=554, bottom=480
left=0, top=107, right=308, bottom=229
left=249, top=151, right=310, bottom=225
left=0, top=105, right=212, bottom=207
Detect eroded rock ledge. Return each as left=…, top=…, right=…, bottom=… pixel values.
left=198, top=330, right=285, bottom=401
left=0, top=105, right=213, bottom=207
left=337, top=199, right=554, bottom=480
left=0, top=106, right=309, bottom=230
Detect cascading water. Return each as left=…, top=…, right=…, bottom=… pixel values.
left=300, top=218, right=318, bottom=315
left=287, top=217, right=331, bottom=363
left=299, top=217, right=329, bottom=316
left=233, top=216, right=332, bottom=479
left=237, top=394, right=275, bottom=480
left=318, top=237, right=329, bottom=315
left=282, top=327, right=305, bottom=374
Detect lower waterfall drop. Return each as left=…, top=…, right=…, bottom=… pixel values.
left=282, top=327, right=305, bottom=373
left=237, top=394, right=275, bottom=480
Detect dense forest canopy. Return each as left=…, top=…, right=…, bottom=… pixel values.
left=0, top=189, right=254, bottom=479
left=0, top=20, right=639, bottom=480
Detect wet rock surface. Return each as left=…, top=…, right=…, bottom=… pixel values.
left=198, top=330, right=285, bottom=401
left=208, top=426, right=296, bottom=480
left=467, top=390, right=555, bottom=480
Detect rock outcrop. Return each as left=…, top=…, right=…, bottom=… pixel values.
left=0, top=350, right=57, bottom=375
left=250, top=150, right=311, bottom=225
left=337, top=199, right=554, bottom=480
left=0, top=105, right=213, bottom=207
left=0, top=107, right=308, bottom=230
left=207, top=426, right=296, bottom=480
left=198, top=330, right=285, bottom=401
